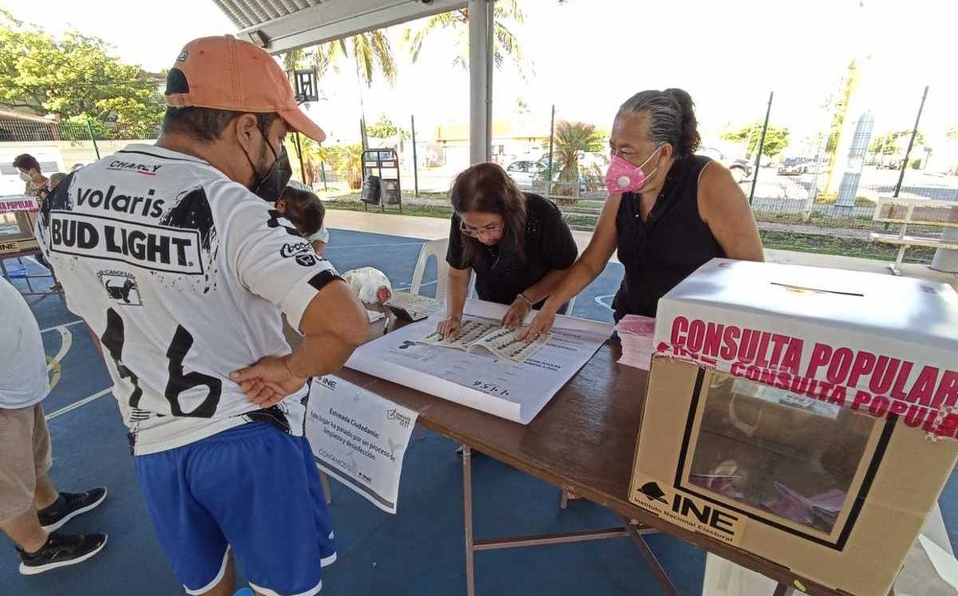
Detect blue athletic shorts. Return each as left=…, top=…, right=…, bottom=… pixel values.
left=133, top=422, right=335, bottom=596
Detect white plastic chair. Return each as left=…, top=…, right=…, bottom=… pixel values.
left=410, top=238, right=449, bottom=301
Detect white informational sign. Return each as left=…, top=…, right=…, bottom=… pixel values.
left=305, top=375, right=419, bottom=514
left=345, top=299, right=613, bottom=424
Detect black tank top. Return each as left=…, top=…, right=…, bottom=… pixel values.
left=612, top=154, right=725, bottom=320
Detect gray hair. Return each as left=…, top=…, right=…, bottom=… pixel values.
left=617, top=88, right=701, bottom=157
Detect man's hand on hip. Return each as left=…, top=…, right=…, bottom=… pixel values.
left=231, top=356, right=307, bottom=408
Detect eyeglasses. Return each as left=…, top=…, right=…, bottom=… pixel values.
left=459, top=220, right=503, bottom=238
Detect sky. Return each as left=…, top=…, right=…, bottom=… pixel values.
left=4, top=0, right=957, bottom=156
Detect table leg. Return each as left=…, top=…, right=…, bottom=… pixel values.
left=18, top=257, right=35, bottom=294
left=623, top=518, right=680, bottom=596
left=463, top=444, right=476, bottom=596
left=772, top=583, right=792, bottom=596
left=889, top=245, right=906, bottom=276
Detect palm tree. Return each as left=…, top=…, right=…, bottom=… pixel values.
left=403, top=0, right=527, bottom=74
left=282, top=30, right=397, bottom=88
left=550, top=121, right=603, bottom=204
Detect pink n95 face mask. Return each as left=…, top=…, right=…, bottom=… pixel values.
left=604, top=146, right=662, bottom=194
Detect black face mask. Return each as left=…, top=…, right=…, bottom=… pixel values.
left=244, top=126, right=292, bottom=202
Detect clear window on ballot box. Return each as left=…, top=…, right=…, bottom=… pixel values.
left=679, top=370, right=889, bottom=544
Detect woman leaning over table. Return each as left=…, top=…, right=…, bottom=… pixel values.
left=521, top=88, right=764, bottom=340
left=438, top=162, right=579, bottom=339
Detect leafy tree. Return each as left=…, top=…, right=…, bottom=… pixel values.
left=284, top=135, right=332, bottom=187
left=948, top=128, right=958, bottom=142
left=327, top=144, right=364, bottom=190
left=721, top=123, right=791, bottom=158
left=869, top=130, right=926, bottom=156
left=282, top=29, right=397, bottom=89
left=404, top=0, right=528, bottom=75
left=0, top=9, right=164, bottom=138
left=367, top=115, right=406, bottom=139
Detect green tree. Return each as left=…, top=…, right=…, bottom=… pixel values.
left=282, top=29, right=397, bottom=89
left=0, top=10, right=163, bottom=138
left=327, top=144, right=364, bottom=190
left=549, top=121, right=603, bottom=203
left=404, top=0, right=528, bottom=75
left=870, top=130, right=926, bottom=156
left=721, top=123, right=791, bottom=158
left=948, top=128, right=958, bottom=142
left=367, top=115, right=400, bottom=139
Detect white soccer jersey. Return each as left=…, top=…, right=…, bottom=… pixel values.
left=35, top=144, right=341, bottom=455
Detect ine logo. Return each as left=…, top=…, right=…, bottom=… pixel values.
left=634, top=476, right=742, bottom=540
left=638, top=481, right=669, bottom=504
left=97, top=270, right=142, bottom=306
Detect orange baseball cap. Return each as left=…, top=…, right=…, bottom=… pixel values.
left=165, top=36, right=326, bottom=142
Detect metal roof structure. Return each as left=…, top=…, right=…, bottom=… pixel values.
left=213, top=0, right=467, bottom=55
left=210, top=0, right=492, bottom=163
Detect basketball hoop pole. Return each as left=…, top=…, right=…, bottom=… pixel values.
left=293, top=132, right=308, bottom=187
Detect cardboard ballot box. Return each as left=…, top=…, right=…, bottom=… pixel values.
left=0, top=195, right=40, bottom=256
left=630, top=259, right=958, bottom=596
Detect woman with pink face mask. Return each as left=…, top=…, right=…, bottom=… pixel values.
left=521, top=89, right=764, bottom=340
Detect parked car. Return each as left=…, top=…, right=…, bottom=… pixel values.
left=504, top=160, right=546, bottom=190
left=505, top=159, right=592, bottom=194
left=778, top=157, right=809, bottom=176
left=695, top=146, right=753, bottom=183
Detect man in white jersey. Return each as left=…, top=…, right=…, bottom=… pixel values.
left=34, top=36, right=368, bottom=596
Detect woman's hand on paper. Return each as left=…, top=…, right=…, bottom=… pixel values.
left=501, top=297, right=530, bottom=329
left=519, top=304, right=557, bottom=341
left=437, top=314, right=462, bottom=340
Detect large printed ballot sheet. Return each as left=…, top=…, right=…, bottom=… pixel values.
left=345, top=299, right=613, bottom=424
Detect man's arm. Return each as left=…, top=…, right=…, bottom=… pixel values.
left=231, top=280, right=368, bottom=406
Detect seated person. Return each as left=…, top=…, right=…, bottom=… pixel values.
left=522, top=88, right=764, bottom=340
left=277, top=184, right=327, bottom=255
left=438, top=162, right=578, bottom=339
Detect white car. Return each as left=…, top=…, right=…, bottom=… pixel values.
left=505, top=160, right=547, bottom=191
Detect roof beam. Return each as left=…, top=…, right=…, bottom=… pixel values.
left=235, top=0, right=468, bottom=55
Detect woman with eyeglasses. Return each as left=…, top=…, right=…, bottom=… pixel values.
left=438, top=162, right=579, bottom=339
left=520, top=88, right=764, bottom=341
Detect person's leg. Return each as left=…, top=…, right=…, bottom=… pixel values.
left=1, top=405, right=107, bottom=574
left=193, top=423, right=333, bottom=596
left=33, top=474, right=59, bottom=511
left=0, top=508, right=47, bottom=553
left=204, top=551, right=236, bottom=596
left=32, top=414, right=59, bottom=512
left=0, top=405, right=46, bottom=551
left=28, top=406, right=107, bottom=532
left=134, top=442, right=232, bottom=595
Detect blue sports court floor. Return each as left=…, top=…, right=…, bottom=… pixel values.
left=2, top=228, right=956, bottom=596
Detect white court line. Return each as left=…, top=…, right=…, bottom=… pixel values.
left=47, top=328, right=72, bottom=372
left=46, top=388, right=113, bottom=421
left=40, top=320, right=85, bottom=334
